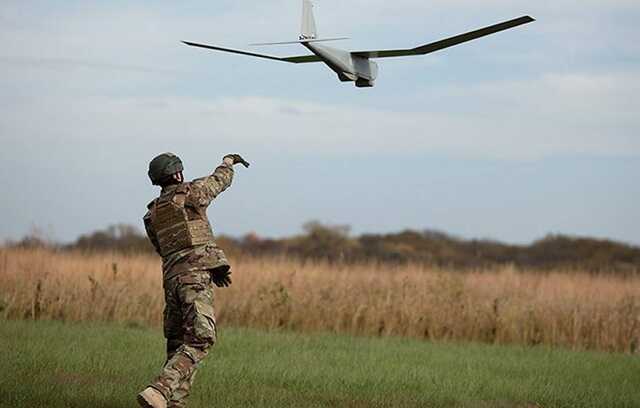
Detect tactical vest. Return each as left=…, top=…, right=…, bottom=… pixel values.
left=148, top=184, right=215, bottom=257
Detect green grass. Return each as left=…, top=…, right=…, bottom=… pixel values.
left=0, top=320, right=638, bottom=407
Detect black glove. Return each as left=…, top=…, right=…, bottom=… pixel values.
left=223, top=154, right=250, bottom=168
left=211, top=268, right=232, bottom=287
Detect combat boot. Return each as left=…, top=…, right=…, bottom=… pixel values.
left=137, top=386, right=168, bottom=408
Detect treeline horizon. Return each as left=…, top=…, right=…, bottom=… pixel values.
left=7, top=222, right=640, bottom=273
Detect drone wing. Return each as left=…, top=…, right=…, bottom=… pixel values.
left=352, top=16, right=534, bottom=59
left=282, top=55, right=324, bottom=63
left=182, top=41, right=322, bottom=64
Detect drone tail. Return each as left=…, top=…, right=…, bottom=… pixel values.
left=251, top=1, right=348, bottom=46
left=300, top=0, right=318, bottom=40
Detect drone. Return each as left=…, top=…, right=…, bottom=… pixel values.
left=183, top=0, right=534, bottom=88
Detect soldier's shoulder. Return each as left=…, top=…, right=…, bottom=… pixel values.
left=176, top=183, right=191, bottom=194
left=183, top=179, right=211, bottom=206
left=146, top=198, right=157, bottom=210
left=187, top=177, right=209, bottom=192
left=181, top=181, right=210, bottom=203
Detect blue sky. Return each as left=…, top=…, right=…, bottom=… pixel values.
left=1, top=0, right=639, bottom=244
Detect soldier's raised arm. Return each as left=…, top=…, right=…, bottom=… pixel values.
left=190, top=153, right=250, bottom=206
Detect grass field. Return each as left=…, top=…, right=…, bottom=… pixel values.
left=1, top=319, right=638, bottom=408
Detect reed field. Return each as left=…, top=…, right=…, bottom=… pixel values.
left=1, top=247, right=639, bottom=352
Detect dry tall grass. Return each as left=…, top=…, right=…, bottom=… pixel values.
left=1, top=248, right=639, bottom=352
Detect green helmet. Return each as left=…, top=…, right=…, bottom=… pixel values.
left=148, top=152, right=184, bottom=185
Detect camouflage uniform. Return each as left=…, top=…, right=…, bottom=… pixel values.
left=143, top=162, right=234, bottom=408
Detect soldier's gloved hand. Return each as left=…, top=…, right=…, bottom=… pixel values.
left=223, top=154, right=250, bottom=168
left=211, top=268, right=232, bottom=287
left=213, top=274, right=232, bottom=287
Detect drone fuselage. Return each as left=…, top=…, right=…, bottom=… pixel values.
left=304, top=43, right=378, bottom=87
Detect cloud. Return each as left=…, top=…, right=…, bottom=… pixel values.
left=2, top=71, right=638, bottom=160
left=0, top=56, right=185, bottom=75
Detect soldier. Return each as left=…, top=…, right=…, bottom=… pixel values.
left=137, top=152, right=249, bottom=408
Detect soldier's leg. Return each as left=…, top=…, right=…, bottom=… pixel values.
left=165, top=338, right=190, bottom=407
left=150, top=271, right=217, bottom=405
left=166, top=335, right=198, bottom=408
left=166, top=328, right=197, bottom=408
left=167, top=371, right=198, bottom=408
left=164, top=281, right=185, bottom=363
left=165, top=335, right=198, bottom=408
left=166, top=338, right=182, bottom=361
left=139, top=278, right=183, bottom=408
left=165, top=293, right=197, bottom=408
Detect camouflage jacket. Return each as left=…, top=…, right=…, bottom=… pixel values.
left=143, top=163, right=234, bottom=280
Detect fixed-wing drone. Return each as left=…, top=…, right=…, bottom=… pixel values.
left=183, top=1, right=534, bottom=88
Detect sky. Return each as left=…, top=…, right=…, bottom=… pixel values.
left=1, top=0, right=639, bottom=245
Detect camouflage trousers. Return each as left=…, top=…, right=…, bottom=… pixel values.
left=149, top=270, right=217, bottom=408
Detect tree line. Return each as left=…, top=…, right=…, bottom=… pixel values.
left=8, top=222, right=640, bottom=273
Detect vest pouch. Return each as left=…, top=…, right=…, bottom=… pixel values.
left=186, top=220, right=215, bottom=246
